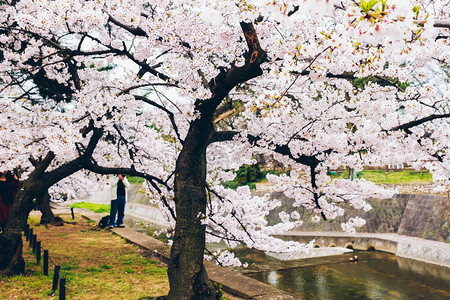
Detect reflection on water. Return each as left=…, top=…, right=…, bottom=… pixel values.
left=241, top=251, right=450, bottom=300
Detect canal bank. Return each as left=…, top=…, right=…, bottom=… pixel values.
left=276, top=231, right=450, bottom=268
left=72, top=206, right=300, bottom=300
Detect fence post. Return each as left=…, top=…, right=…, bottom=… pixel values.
left=59, top=278, right=66, bottom=300
left=32, top=234, right=37, bottom=252
left=52, top=265, right=60, bottom=291
left=36, top=241, right=41, bottom=264
left=28, top=228, right=33, bottom=245
left=24, top=224, right=29, bottom=239
left=43, top=250, right=49, bottom=276
left=70, top=207, right=74, bottom=220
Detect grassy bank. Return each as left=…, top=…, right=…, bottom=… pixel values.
left=70, top=202, right=110, bottom=213
left=330, top=170, right=433, bottom=184
left=0, top=214, right=169, bottom=299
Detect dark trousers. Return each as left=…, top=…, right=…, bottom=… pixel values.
left=109, top=196, right=126, bottom=226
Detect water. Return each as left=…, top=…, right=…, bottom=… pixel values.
left=240, top=251, right=450, bottom=300
left=122, top=214, right=450, bottom=299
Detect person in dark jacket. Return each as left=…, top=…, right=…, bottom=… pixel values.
left=108, top=174, right=130, bottom=229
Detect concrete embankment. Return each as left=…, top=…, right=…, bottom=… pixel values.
left=277, top=231, right=450, bottom=268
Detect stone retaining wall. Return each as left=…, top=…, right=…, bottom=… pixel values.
left=264, top=192, right=449, bottom=243
left=397, top=194, right=449, bottom=241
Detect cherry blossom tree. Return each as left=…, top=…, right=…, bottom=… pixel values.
left=0, top=0, right=449, bottom=299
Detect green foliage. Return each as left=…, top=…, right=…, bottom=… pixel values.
left=443, top=65, right=450, bottom=83
left=353, top=76, right=410, bottom=91
left=97, top=64, right=116, bottom=72
left=223, top=164, right=264, bottom=190
left=142, top=266, right=167, bottom=276
left=212, top=281, right=224, bottom=300
left=360, top=0, right=379, bottom=14
left=223, top=164, right=290, bottom=190
left=70, top=202, right=110, bottom=214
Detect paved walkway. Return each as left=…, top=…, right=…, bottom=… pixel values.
left=61, top=205, right=300, bottom=300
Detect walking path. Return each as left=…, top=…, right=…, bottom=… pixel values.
left=60, top=204, right=300, bottom=300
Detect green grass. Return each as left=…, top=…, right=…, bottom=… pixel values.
left=0, top=214, right=170, bottom=299
left=128, top=176, right=145, bottom=184
left=330, top=170, right=433, bottom=184
left=224, top=167, right=433, bottom=188
left=70, top=202, right=110, bottom=213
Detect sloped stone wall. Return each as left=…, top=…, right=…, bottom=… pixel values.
left=397, top=194, right=449, bottom=242
left=265, top=191, right=449, bottom=242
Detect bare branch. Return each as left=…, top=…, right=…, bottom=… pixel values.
left=118, top=83, right=178, bottom=96
left=134, top=95, right=184, bottom=144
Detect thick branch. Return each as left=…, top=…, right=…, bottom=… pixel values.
left=208, top=130, right=240, bottom=143
left=43, top=127, right=104, bottom=185
left=83, top=163, right=176, bottom=220
left=201, top=21, right=268, bottom=113
left=391, top=113, right=450, bottom=133
left=108, top=15, right=147, bottom=36
left=28, top=151, right=55, bottom=178
left=209, top=131, right=321, bottom=167
left=433, top=20, right=450, bottom=29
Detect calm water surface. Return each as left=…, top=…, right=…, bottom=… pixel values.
left=242, top=251, right=450, bottom=300
left=124, top=216, right=450, bottom=300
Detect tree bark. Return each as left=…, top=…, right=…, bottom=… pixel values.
left=167, top=116, right=219, bottom=300
left=0, top=183, right=43, bottom=276
left=166, top=22, right=267, bottom=299
left=0, top=128, right=103, bottom=276
left=37, top=190, right=59, bottom=225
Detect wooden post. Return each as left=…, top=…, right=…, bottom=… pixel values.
left=43, top=250, right=49, bottom=276
left=28, top=228, right=33, bottom=244
left=52, top=265, right=61, bottom=291
left=24, top=224, right=29, bottom=239
left=36, top=241, right=41, bottom=264
left=71, top=207, right=74, bottom=220
left=32, top=234, right=37, bottom=252
left=59, top=278, right=66, bottom=300
left=31, top=234, right=37, bottom=252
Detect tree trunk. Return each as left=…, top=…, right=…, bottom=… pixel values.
left=38, top=190, right=60, bottom=225
left=0, top=130, right=102, bottom=276
left=0, top=187, right=38, bottom=276
left=167, top=117, right=219, bottom=300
